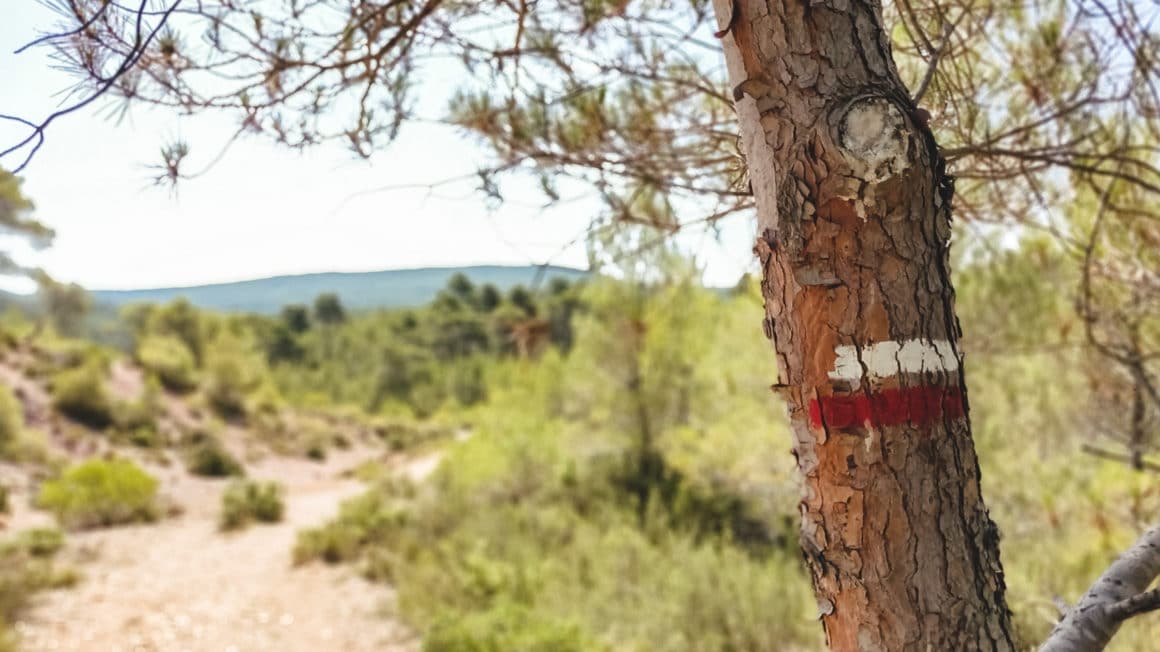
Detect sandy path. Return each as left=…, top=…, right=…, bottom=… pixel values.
left=12, top=449, right=428, bottom=652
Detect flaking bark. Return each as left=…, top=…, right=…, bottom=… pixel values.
left=710, top=0, right=1017, bottom=649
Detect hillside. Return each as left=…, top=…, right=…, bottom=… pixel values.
left=89, top=265, right=588, bottom=314
left=0, top=339, right=428, bottom=652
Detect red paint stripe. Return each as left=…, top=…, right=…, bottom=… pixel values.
left=809, top=385, right=964, bottom=430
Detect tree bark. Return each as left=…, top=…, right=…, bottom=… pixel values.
left=710, top=1, right=1017, bottom=649
left=1039, top=523, right=1160, bottom=652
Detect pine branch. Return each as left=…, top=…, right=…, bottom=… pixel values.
left=1039, top=524, right=1160, bottom=652
left=1106, top=587, right=1160, bottom=622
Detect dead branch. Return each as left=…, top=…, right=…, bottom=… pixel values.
left=1040, top=524, right=1160, bottom=651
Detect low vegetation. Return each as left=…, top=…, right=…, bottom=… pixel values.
left=423, top=605, right=596, bottom=652
left=202, top=335, right=266, bottom=420
left=0, top=385, right=53, bottom=467
left=136, top=334, right=198, bottom=392
left=3, top=528, right=65, bottom=557
left=219, top=480, right=285, bottom=531
left=294, top=276, right=822, bottom=651
left=294, top=489, right=409, bottom=566
left=49, top=363, right=115, bottom=429
left=0, top=527, right=78, bottom=649
left=37, top=458, right=160, bottom=529
left=184, top=436, right=245, bottom=478
left=0, top=386, right=21, bottom=450
left=283, top=250, right=1160, bottom=650
left=0, top=248, right=1156, bottom=649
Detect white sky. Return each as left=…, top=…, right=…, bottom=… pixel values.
left=0, top=3, right=758, bottom=293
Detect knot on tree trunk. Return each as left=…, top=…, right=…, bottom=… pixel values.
left=835, top=96, right=910, bottom=184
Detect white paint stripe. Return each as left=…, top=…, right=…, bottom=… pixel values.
left=829, top=339, right=959, bottom=381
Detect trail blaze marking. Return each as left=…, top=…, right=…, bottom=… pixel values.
left=811, top=338, right=964, bottom=429
left=809, top=386, right=965, bottom=429
left=828, top=339, right=958, bottom=381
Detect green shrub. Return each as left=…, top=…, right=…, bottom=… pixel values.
left=111, top=382, right=162, bottom=445
left=38, top=341, right=107, bottom=374
left=0, top=527, right=78, bottom=629
left=448, top=360, right=488, bottom=407
left=248, top=382, right=283, bottom=417
left=185, top=438, right=245, bottom=477
left=407, top=382, right=446, bottom=419
left=219, top=480, right=285, bottom=531
left=294, top=491, right=408, bottom=565
left=112, top=398, right=157, bottom=431
left=0, top=486, right=7, bottom=515
left=305, top=437, right=328, bottom=461
left=116, top=425, right=162, bottom=448
left=50, top=364, right=114, bottom=429
left=137, top=335, right=198, bottom=392
left=1, top=528, right=65, bottom=557
left=294, top=522, right=364, bottom=564
left=373, top=420, right=453, bottom=452
left=202, top=338, right=265, bottom=420
left=296, top=331, right=822, bottom=652
left=2, top=429, right=55, bottom=466
left=424, top=603, right=593, bottom=652
left=37, top=458, right=160, bottom=529
left=0, top=386, right=21, bottom=450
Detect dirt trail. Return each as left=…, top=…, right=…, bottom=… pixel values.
left=13, top=448, right=436, bottom=652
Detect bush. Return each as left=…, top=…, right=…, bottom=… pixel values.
left=37, top=458, right=160, bottom=529
left=1, top=528, right=65, bottom=557
left=373, top=420, right=453, bottom=452
left=137, top=335, right=198, bottom=392
left=296, top=331, right=822, bottom=652
left=50, top=364, right=115, bottom=429
left=30, top=340, right=107, bottom=377
left=448, top=360, right=488, bottom=407
left=111, top=381, right=162, bottom=445
left=144, top=299, right=204, bottom=364
left=424, top=603, right=593, bottom=652
left=1, top=429, right=55, bottom=466
left=0, top=527, right=77, bottom=630
left=219, top=480, right=285, bottom=530
left=202, top=339, right=264, bottom=420
left=305, top=438, right=328, bottom=461
left=185, top=438, right=245, bottom=477
left=0, top=386, right=21, bottom=450
left=294, top=491, right=409, bottom=565
left=115, top=425, right=162, bottom=449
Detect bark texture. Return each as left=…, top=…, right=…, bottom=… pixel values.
left=1040, top=523, right=1160, bottom=652
left=710, top=1, right=1017, bottom=649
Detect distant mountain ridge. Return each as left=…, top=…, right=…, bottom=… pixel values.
left=89, top=265, right=589, bottom=314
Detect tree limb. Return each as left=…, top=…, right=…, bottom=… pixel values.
left=1039, top=523, right=1160, bottom=652
left=1080, top=444, right=1160, bottom=473
left=912, top=18, right=955, bottom=105
left=0, top=0, right=183, bottom=173
left=1106, top=587, right=1160, bottom=622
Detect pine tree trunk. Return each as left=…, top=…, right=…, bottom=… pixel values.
left=710, top=1, right=1018, bottom=649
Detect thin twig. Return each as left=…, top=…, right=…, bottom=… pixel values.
left=1080, top=444, right=1160, bottom=473
left=913, top=19, right=955, bottom=104
left=1, top=0, right=183, bottom=173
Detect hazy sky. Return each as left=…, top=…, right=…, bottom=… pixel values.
left=0, top=3, right=757, bottom=293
